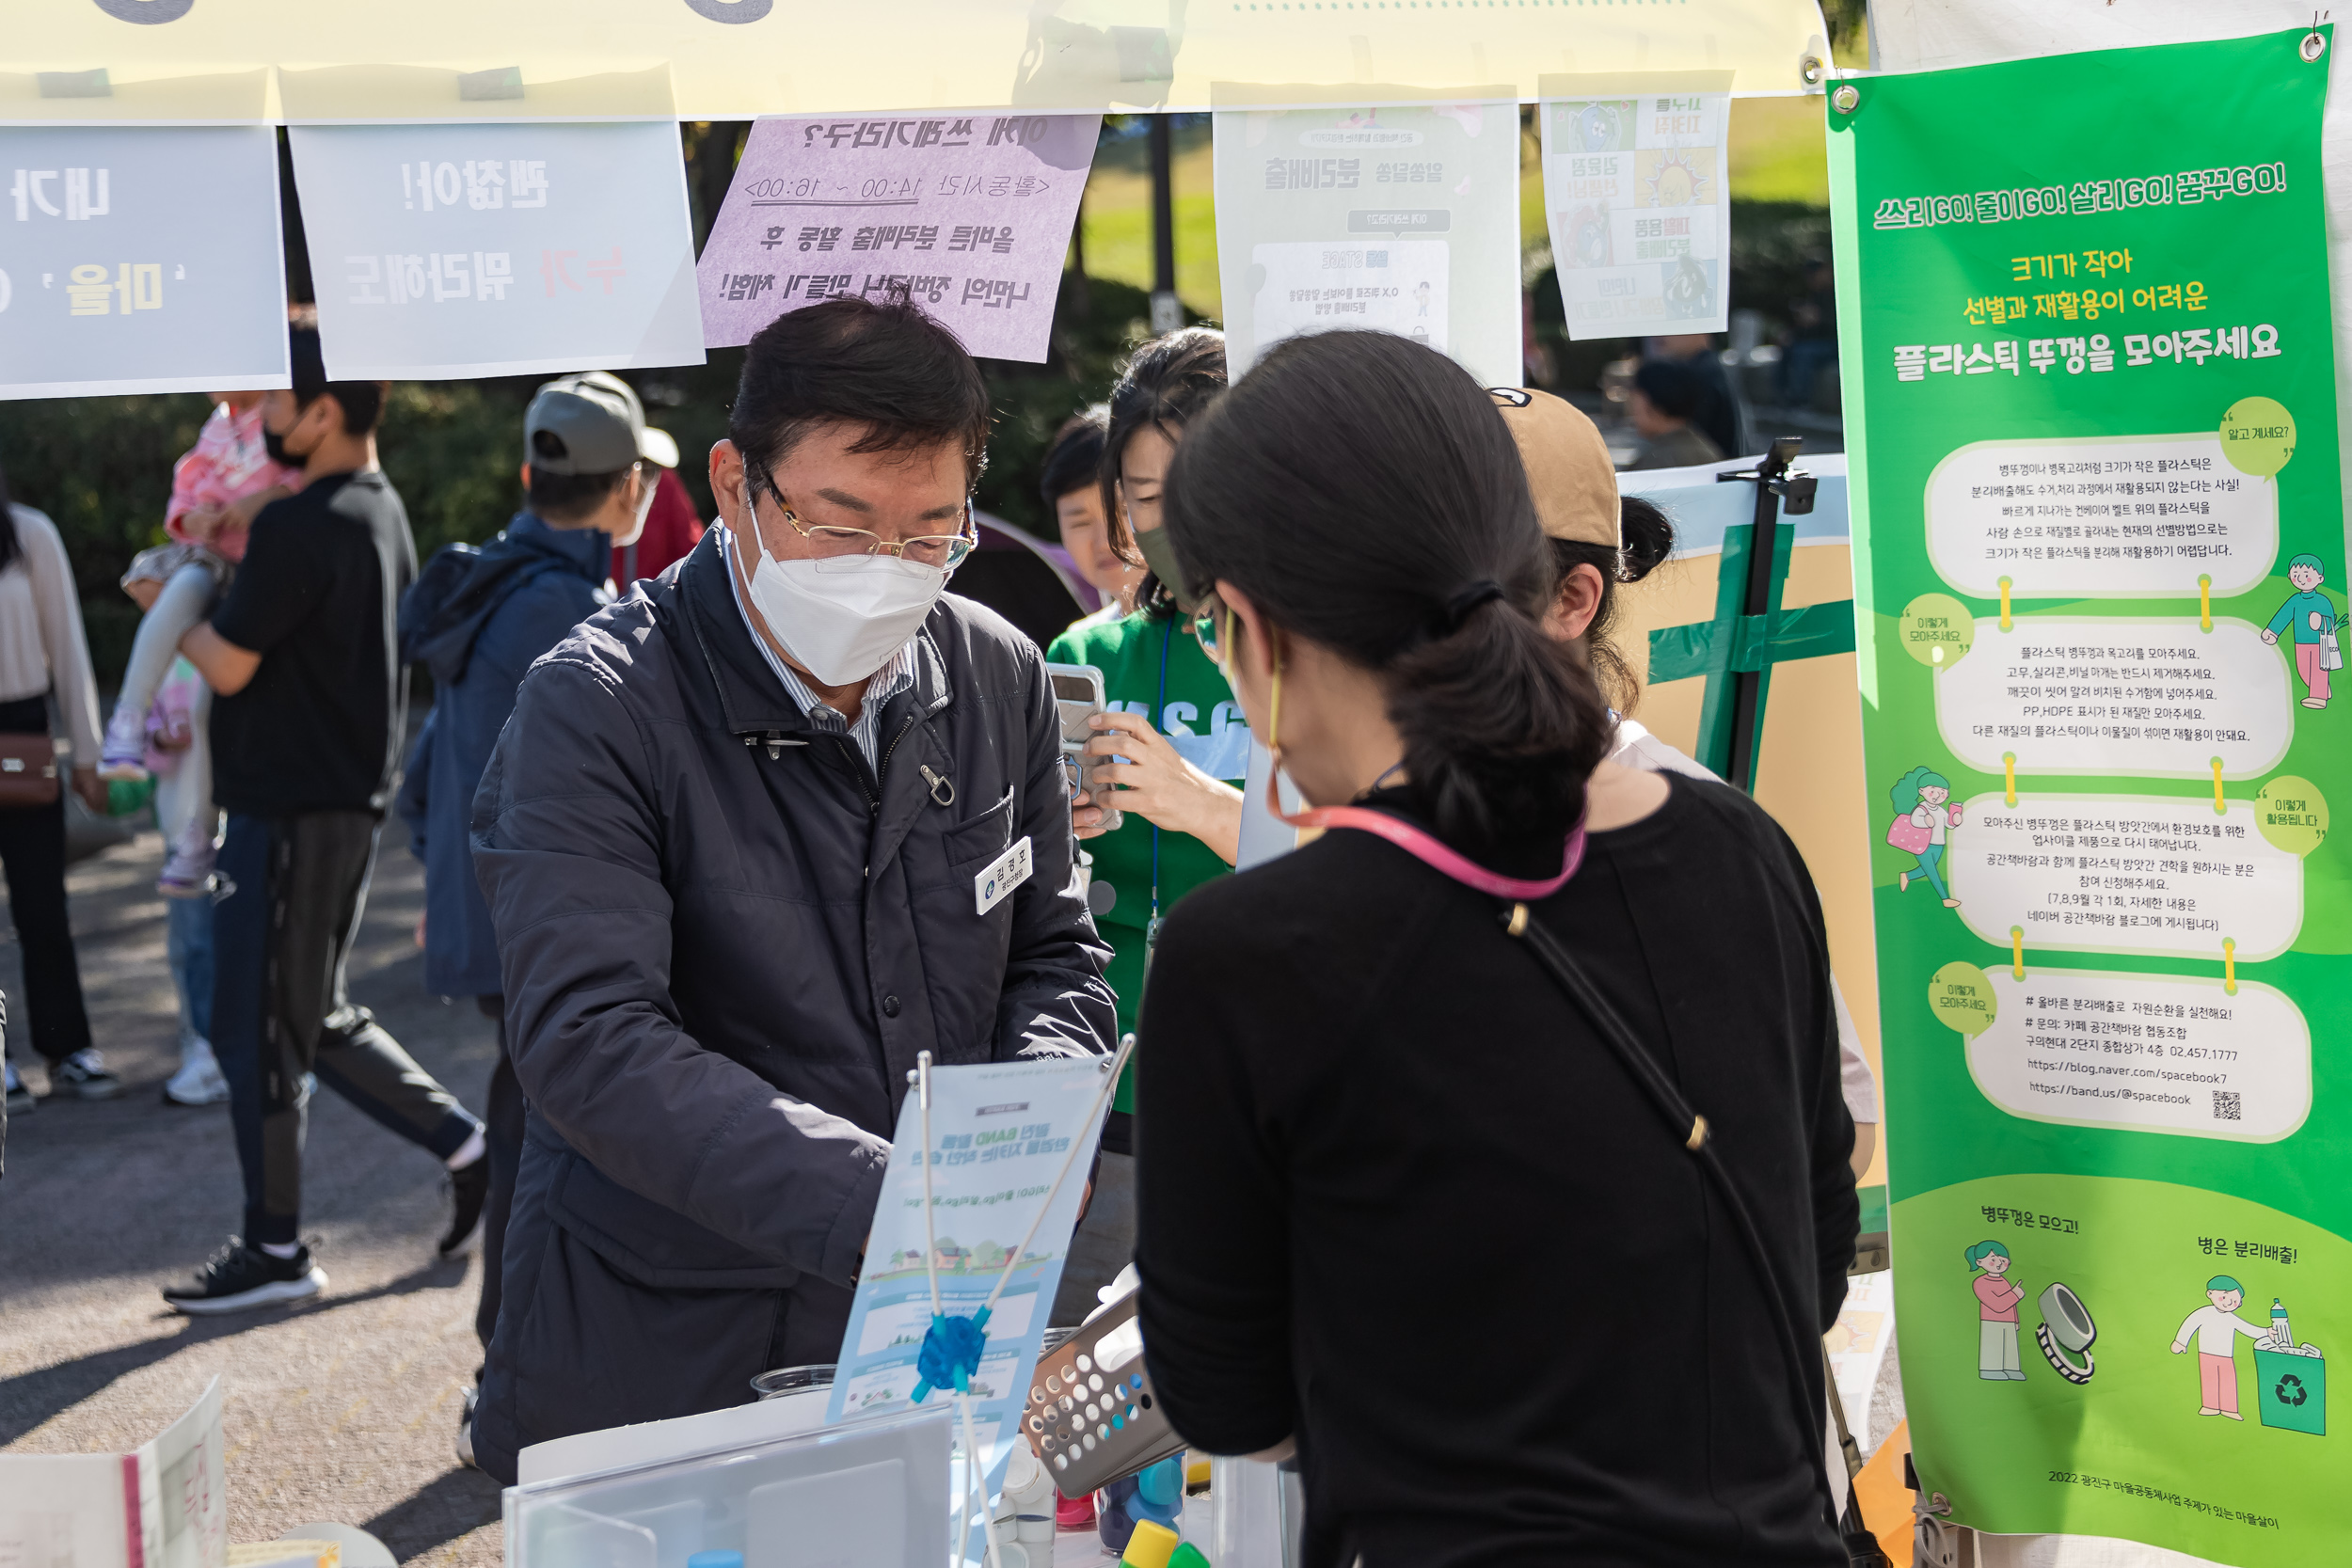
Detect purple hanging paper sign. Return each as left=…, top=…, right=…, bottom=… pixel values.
left=698, top=113, right=1100, bottom=360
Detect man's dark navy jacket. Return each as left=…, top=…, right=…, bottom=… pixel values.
left=467, top=530, right=1114, bottom=1479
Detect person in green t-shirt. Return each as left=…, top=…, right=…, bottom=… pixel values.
left=1045, top=328, right=1247, bottom=1324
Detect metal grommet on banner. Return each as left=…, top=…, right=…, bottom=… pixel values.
left=1832, top=83, right=1861, bottom=115
left=1801, top=55, right=1827, bottom=87
left=2301, top=20, right=2328, bottom=63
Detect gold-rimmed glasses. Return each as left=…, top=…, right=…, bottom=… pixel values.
left=748, top=471, right=976, bottom=570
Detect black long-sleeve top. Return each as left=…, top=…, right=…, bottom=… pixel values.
left=1135, top=774, right=1854, bottom=1568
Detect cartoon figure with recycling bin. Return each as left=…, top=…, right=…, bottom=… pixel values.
left=2169, top=1275, right=2328, bottom=1433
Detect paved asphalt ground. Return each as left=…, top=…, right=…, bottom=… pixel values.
left=1, top=824, right=507, bottom=1568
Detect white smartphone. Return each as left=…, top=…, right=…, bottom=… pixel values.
left=1045, top=662, right=1121, bottom=833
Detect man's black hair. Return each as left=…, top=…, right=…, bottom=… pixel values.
left=289, top=325, right=389, bottom=437
left=730, top=290, right=991, bottom=491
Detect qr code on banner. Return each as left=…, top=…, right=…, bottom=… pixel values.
left=2214, top=1091, right=2241, bottom=1121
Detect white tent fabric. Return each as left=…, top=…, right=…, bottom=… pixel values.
left=3, top=0, right=1835, bottom=120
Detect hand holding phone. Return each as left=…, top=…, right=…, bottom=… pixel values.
left=1046, top=662, right=1122, bottom=835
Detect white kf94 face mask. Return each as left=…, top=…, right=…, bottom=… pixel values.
left=733, top=515, right=949, bottom=686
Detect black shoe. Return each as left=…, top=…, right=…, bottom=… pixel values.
left=439, top=1154, right=491, bottom=1255
left=47, top=1049, right=120, bottom=1101
left=162, top=1238, right=327, bottom=1316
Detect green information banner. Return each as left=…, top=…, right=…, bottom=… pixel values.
left=1829, top=29, right=2345, bottom=1564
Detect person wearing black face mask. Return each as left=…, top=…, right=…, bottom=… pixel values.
left=162, top=326, right=491, bottom=1316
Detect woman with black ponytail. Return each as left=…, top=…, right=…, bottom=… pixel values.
left=1131, top=332, right=1854, bottom=1568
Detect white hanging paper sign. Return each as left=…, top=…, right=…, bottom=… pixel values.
left=0, top=1375, right=225, bottom=1568
left=290, top=120, right=705, bottom=381
left=1540, top=73, right=1735, bottom=340
left=827, top=1055, right=1116, bottom=1489
left=1212, top=88, right=1523, bottom=388
left=0, top=126, right=289, bottom=401
left=696, top=114, right=1099, bottom=361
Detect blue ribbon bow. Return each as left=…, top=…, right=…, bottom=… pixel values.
left=909, top=1306, right=992, bottom=1402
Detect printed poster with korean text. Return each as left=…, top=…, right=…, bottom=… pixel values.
left=825, top=1055, right=1114, bottom=1498
left=697, top=114, right=1098, bottom=361
left=1211, top=89, right=1521, bottom=388
left=1830, top=29, right=2344, bottom=1564
left=288, top=120, right=704, bottom=381
left=1539, top=72, right=1732, bottom=339
left=0, top=126, right=288, bottom=399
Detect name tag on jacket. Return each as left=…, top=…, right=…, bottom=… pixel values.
left=976, top=834, right=1034, bottom=916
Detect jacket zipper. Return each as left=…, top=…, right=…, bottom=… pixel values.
left=848, top=709, right=924, bottom=817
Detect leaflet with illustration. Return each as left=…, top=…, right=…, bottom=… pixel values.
left=1539, top=73, right=1732, bottom=339
left=826, top=1055, right=1115, bottom=1497
left=1831, top=28, right=2343, bottom=1564
left=1212, top=92, right=1521, bottom=388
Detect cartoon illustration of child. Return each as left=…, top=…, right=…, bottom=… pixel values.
left=2261, top=554, right=2339, bottom=710
left=1967, top=1240, right=2026, bottom=1381
left=2170, top=1275, right=2271, bottom=1419
left=1888, top=766, right=1963, bottom=908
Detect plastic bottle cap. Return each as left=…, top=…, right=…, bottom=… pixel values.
left=686, top=1553, right=743, bottom=1568
left=1167, top=1546, right=1212, bottom=1568
left=1118, top=1519, right=1182, bottom=1568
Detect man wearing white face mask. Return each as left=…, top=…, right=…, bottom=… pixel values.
left=465, top=292, right=1116, bottom=1481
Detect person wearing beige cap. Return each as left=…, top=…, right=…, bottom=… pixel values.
left=1489, top=384, right=1882, bottom=1180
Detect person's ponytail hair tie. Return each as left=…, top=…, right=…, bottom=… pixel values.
left=1433, top=579, right=1505, bottom=638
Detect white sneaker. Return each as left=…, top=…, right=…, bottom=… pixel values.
left=163, top=1037, right=230, bottom=1107
left=96, top=704, right=152, bottom=782
left=4, top=1057, right=33, bottom=1117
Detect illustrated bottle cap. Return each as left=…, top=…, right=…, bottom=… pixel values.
left=1119, top=1519, right=1182, bottom=1568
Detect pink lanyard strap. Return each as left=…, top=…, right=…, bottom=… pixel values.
left=1290, top=801, right=1587, bottom=899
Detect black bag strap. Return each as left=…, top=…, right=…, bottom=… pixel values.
left=1500, top=899, right=1845, bottom=1542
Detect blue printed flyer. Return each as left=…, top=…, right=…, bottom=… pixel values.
left=825, top=1054, right=1115, bottom=1490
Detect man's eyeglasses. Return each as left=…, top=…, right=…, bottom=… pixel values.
left=749, top=471, right=976, bottom=571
